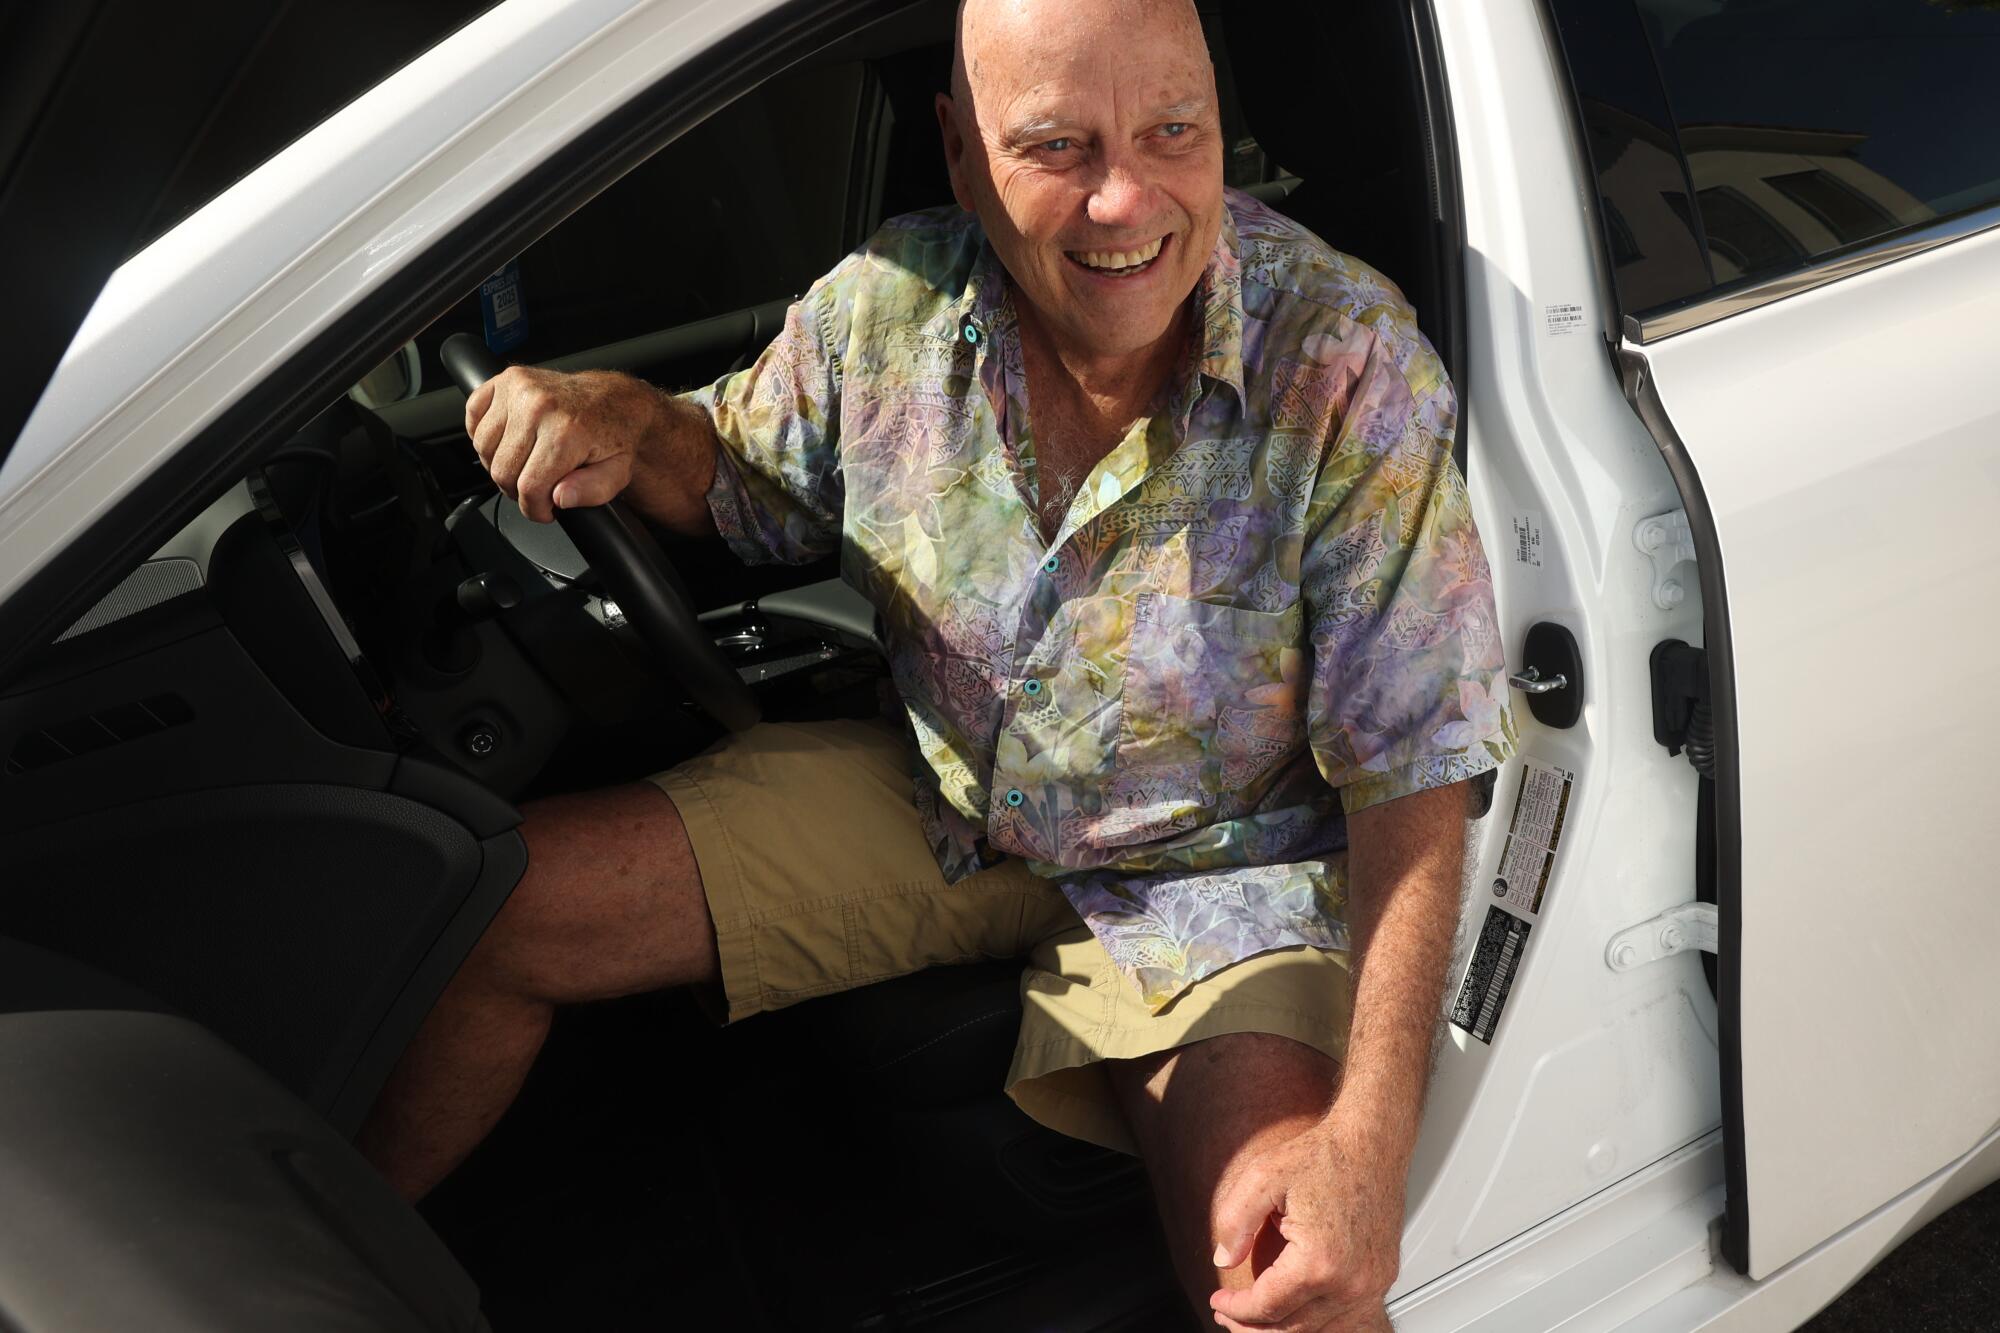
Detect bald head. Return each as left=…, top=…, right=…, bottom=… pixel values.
left=949, top=0, right=1208, bottom=110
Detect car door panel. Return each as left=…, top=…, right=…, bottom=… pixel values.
left=0, top=1002, right=484, bottom=1332
left=0, top=509, right=527, bottom=1134
left=1634, top=220, right=2000, bottom=1276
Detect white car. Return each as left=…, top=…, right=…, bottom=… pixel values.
left=2, top=0, right=1996, bottom=1328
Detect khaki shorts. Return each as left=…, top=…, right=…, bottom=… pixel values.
left=649, top=717, right=1353, bottom=1154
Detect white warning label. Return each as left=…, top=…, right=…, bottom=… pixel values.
left=1490, top=758, right=1575, bottom=916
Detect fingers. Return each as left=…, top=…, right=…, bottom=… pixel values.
left=464, top=366, right=647, bottom=521
left=486, top=387, right=542, bottom=502
left=1211, top=1292, right=1381, bottom=1333
left=464, top=376, right=495, bottom=442
left=1212, top=1170, right=1287, bottom=1271
left=1211, top=1240, right=1320, bottom=1326
left=549, top=457, right=630, bottom=513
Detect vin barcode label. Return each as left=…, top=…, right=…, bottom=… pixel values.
left=1451, top=906, right=1531, bottom=1044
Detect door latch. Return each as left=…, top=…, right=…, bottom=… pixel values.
left=1606, top=902, right=1718, bottom=972
left=1507, top=666, right=1567, bottom=694
left=1511, top=621, right=1583, bottom=728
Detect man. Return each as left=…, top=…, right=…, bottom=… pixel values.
left=359, top=0, right=1514, bottom=1327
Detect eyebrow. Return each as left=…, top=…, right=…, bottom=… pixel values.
left=1005, top=115, right=1069, bottom=144
left=1003, top=97, right=1213, bottom=145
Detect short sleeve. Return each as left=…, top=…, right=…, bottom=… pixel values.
left=683, top=271, right=847, bottom=566
left=1301, top=331, right=1516, bottom=814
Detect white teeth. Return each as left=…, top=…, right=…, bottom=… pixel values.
left=1072, top=236, right=1164, bottom=271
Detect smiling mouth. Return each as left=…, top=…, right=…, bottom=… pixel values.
left=1065, top=235, right=1167, bottom=278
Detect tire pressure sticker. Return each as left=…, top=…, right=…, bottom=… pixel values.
left=1492, top=758, right=1574, bottom=916
left=1452, top=906, right=1530, bottom=1044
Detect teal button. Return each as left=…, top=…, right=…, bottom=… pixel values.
left=1023, top=679, right=1042, bottom=697
left=1041, top=555, right=1059, bottom=574
left=1004, top=788, right=1025, bottom=807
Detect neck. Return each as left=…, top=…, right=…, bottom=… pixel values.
left=1013, top=295, right=1193, bottom=420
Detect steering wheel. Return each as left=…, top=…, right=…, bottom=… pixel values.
left=441, top=333, right=761, bottom=732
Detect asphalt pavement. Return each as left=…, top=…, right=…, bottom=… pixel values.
left=1798, top=1180, right=2000, bottom=1331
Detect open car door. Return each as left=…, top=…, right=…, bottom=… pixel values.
left=1546, top=0, right=2000, bottom=1282
left=1625, top=222, right=2000, bottom=1278
left=0, top=5, right=497, bottom=1328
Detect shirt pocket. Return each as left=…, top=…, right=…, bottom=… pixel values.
left=1107, top=592, right=1307, bottom=840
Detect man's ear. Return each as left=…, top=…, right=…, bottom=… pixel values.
left=935, top=93, right=976, bottom=213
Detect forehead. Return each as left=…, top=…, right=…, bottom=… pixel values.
left=962, top=2, right=1213, bottom=120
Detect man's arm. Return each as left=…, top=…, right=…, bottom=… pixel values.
left=1208, top=780, right=1468, bottom=1332
left=465, top=365, right=719, bottom=535
left=1330, top=777, right=1468, bottom=1170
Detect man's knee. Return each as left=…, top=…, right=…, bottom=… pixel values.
left=1109, top=1033, right=1340, bottom=1292
left=1113, top=1032, right=1338, bottom=1152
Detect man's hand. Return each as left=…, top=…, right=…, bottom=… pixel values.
left=1204, top=780, right=1470, bottom=1332
left=464, top=365, right=719, bottom=533
left=1208, top=1113, right=1400, bottom=1332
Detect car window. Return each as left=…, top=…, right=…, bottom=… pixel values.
left=1636, top=0, right=2000, bottom=289
left=414, top=60, right=874, bottom=382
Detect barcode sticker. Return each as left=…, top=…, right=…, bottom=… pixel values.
left=1512, top=513, right=1544, bottom=568
left=1452, top=906, right=1531, bottom=1044
left=1544, top=302, right=1586, bottom=336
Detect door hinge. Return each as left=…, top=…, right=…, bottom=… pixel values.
left=1606, top=902, right=1717, bottom=971
left=1635, top=508, right=1697, bottom=610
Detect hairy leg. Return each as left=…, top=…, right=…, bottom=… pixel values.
left=356, top=781, right=715, bottom=1199
left=1107, top=1033, right=1358, bottom=1327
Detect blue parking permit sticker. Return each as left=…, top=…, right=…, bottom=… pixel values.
left=480, top=260, right=529, bottom=354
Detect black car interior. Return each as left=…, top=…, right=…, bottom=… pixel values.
left=0, top=2, right=1458, bottom=1328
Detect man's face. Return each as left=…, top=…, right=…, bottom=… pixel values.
left=938, top=0, right=1224, bottom=360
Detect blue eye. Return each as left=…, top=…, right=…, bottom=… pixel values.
left=1042, top=138, right=1073, bottom=152
left=1161, top=123, right=1191, bottom=137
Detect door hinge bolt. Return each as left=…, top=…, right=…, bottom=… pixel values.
left=1635, top=509, right=1697, bottom=610
left=1607, top=902, right=1717, bottom=971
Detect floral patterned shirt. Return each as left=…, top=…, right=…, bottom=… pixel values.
left=690, top=191, right=1515, bottom=1011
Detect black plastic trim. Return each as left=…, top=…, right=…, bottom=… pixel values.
left=1617, top=346, right=1747, bottom=1275
left=0, top=0, right=919, bottom=690
left=1406, top=0, right=1470, bottom=467
left=326, top=827, right=526, bottom=1138
left=1542, top=0, right=1712, bottom=323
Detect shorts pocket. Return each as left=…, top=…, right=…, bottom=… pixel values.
left=1105, top=593, right=1306, bottom=841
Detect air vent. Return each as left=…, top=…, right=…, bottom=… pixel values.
left=5, top=694, right=195, bottom=775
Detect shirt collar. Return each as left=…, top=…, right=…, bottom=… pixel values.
left=1194, top=199, right=1246, bottom=401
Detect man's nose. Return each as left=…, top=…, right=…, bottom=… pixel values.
left=1086, top=159, right=1156, bottom=230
